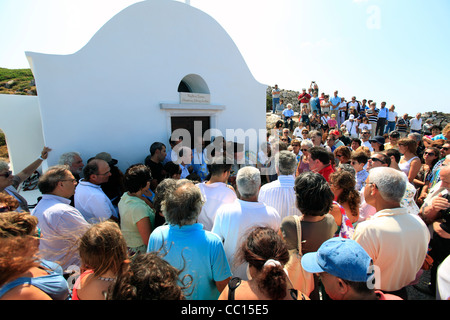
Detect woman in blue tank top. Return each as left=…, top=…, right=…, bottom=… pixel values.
left=0, top=212, right=70, bottom=300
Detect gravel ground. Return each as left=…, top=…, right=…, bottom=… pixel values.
left=406, top=269, right=436, bottom=300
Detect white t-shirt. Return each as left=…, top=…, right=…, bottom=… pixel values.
left=387, top=111, right=398, bottom=122
left=196, top=182, right=237, bottom=231
left=212, top=199, right=281, bottom=280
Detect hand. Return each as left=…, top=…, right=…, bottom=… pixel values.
left=40, top=146, right=52, bottom=160
left=431, top=195, right=450, bottom=213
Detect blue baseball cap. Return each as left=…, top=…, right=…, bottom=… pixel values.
left=301, top=238, right=373, bottom=282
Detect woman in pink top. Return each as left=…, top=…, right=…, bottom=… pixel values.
left=72, top=221, right=129, bottom=300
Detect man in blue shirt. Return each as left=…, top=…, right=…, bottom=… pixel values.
left=376, top=101, right=389, bottom=136
left=330, top=90, right=341, bottom=119
left=310, top=92, right=320, bottom=115
left=282, top=103, right=295, bottom=131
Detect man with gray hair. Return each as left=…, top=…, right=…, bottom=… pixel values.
left=258, top=150, right=301, bottom=220
left=58, top=152, right=84, bottom=181
left=353, top=167, right=430, bottom=299
left=148, top=179, right=232, bottom=300
left=212, top=166, right=281, bottom=280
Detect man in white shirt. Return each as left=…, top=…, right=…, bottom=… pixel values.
left=196, top=156, right=237, bottom=231
left=410, top=113, right=423, bottom=134
left=360, top=129, right=374, bottom=151
left=212, top=166, right=281, bottom=280
left=384, top=105, right=398, bottom=134
left=342, top=114, right=359, bottom=138
left=353, top=167, right=429, bottom=298
left=74, top=159, right=118, bottom=223
left=258, top=151, right=301, bottom=220
left=32, top=165, right=90, bottom=270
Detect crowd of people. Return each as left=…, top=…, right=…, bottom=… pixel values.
left=0, top=83, right=450, bottom=301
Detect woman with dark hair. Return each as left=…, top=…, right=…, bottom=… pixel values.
left=107, top=252, right=188, bottom=300
left=219, top=227, right=309, bottom=300
left=118, top=164, right=155, bottom=256
left=163, top=161, right=182, bottom=179
left=279, top=172, right=338, bottom=299
left=398, top=137, right=421, bottom=183
left=329, top=170, right=360, bottom=239
left=414, top=147, right=440, bottom=206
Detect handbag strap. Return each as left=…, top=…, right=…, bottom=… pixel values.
left=227, top=277, right=241, bottom=300
left=293, top=215, right=303, bottom=255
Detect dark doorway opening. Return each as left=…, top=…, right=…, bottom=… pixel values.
left=170, top=116, right=211, bottom=149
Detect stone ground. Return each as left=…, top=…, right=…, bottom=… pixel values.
left=406, top=269, right=436, bottom=300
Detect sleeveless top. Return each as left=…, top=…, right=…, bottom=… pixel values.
left=399, top=156, right=419, bottom=177
left=0, top=259, right=70, bottom=300
left=333, top=201, right=355, bottom=239
left=71, top=269, right=95, bottom=300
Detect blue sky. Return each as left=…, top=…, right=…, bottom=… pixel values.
left=1, top=0, right=449, bottom=116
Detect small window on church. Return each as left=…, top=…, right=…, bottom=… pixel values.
left=177, top=74, right=210, bottom=94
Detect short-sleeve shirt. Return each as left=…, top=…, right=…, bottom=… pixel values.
left=148, top=223, right=232, bottom=300
left=280, top=214, right=337, bottom=254
left=118, top=192, right=155, bottom=248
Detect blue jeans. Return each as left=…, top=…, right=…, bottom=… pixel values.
left=385, top=121, right=396, bottom=134
left=272, top=98, right=279, bottom=113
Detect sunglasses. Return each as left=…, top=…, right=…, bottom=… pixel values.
left=370, top=157, right=385, bottom=164
left=443, top=147, right=449, bottom=151
left=424, top=152, right=435, bottom=156
left=300, top=149, right=309, bottom=152
left=0, top=171, right=12, bottom=178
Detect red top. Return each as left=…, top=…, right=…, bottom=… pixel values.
left=318, top=164, right=335, bottom=182
left=298, top=93, right=311, bottom=103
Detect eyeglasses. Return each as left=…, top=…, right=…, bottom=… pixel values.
left=281, top=139, right=288, bottom=142
left=96, top=170, right=111, bottom=176
left=300, top=149, right=309, bottom=152
left=351, top=161, right=359, bottom=165
left=443, top=147, right=449, bottom=151
left=0, top=171, right=12, bottom=178
left=370, top=157, right=385, bottom=164
left=424, top=152, right=435, bottom=156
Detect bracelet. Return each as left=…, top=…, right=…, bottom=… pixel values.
left=39, top=156, right=45, bottom=161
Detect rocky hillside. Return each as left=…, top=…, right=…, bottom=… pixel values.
left=266, top=86, right=450, bottom=130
